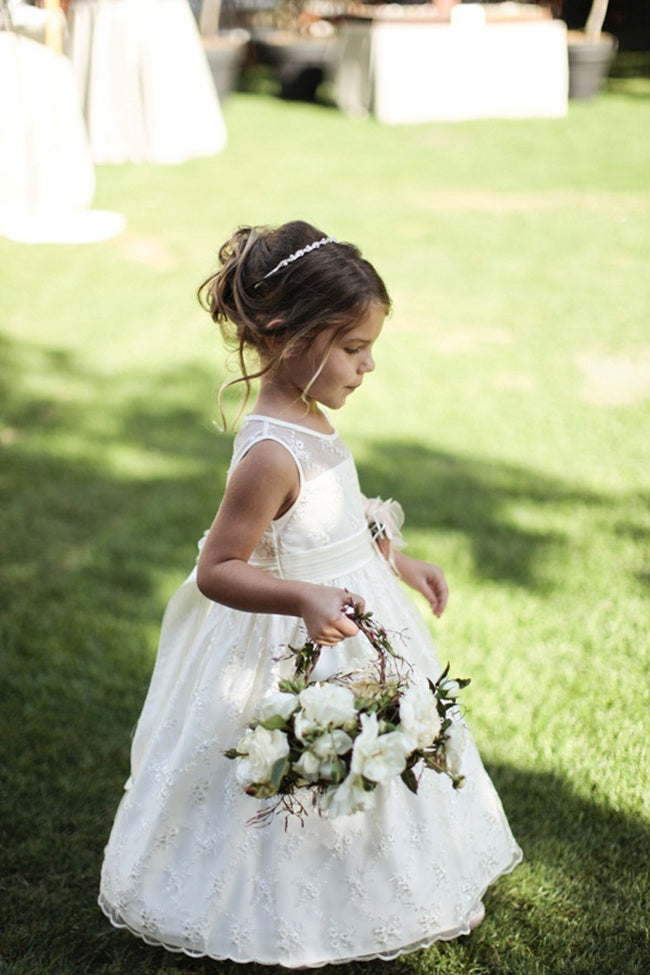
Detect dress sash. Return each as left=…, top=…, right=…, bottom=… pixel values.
left=249, top=528, right=375, bottom=583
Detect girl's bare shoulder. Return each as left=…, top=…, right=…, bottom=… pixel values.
left=228, top=438, right=300, bottom=510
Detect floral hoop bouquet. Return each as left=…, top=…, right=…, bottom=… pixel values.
left=225, top=601, right=470, bottom=825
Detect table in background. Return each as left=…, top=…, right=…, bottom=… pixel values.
left=1, top=33, right=94, bottom=214
left=334, top=13, right=568, bottom=123
left=68, top=0, right=227, bottom=164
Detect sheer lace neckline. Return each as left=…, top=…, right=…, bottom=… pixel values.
left=244, top=413, right=338, bottom=440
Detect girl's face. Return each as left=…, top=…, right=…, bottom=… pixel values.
left=280, top=303, right=385, bottom=410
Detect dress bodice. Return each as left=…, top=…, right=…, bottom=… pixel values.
left=230, top=415, right=372, bottom=581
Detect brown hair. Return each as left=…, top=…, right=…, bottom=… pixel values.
left=198, top=220, right=391, bottom=426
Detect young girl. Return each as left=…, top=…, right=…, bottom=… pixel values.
left=99, top=220, right=522, bottom=966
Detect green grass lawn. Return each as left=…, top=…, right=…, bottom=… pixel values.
left=1, top=68, right=649, bottom=975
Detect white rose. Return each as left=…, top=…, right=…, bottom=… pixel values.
left=321, top=774, right=376, bottom=818
left=445, top=721, right=467, bottom=775
left=311, top=729, right=353, bottom=760
left=399, top=680, right=442, bottom=750
left=350, top=712, right=411, bottom=784
left=296, top=683, right=357, bottom=738
left=236, top=728, right=255, bottom=753
left=293, top=749, right=322, bottom=783
left=259, top=690, right=299, bottom=723
left=293, top=709, right=313, bottom=743
left=235, top=758, right=255, bottom=789
left=235, top=725, right=289, bottom=786
left=234, top=760, right=278, bottom=798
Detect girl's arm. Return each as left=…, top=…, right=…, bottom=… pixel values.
left=392, top=551, right=449, bottom=619
left=373, top=534, right=448, bottom=619
left=363, top=495, right=449, bottom=618
left=196, top=440, right=362, bottom=645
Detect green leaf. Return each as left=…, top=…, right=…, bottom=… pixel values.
left=260, top=715, right=287, bottom=731
left=378, top=720, right=397, bottom=733
left=327, top=760, right=347, bottom=784
left=223, top=748, right=240, bottom=760
left=270, top=756, right=289, bottom=789
left=401, top=766, right=419, bottom=794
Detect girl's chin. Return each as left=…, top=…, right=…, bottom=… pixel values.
left=315, top=394, right=346, bottom=410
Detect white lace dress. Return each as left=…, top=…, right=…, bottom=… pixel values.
left=99, top=415, right=522, bottom=967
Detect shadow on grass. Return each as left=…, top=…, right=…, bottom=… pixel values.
left=3, top=326, right=637, bottom=605
left=1, top=333, right=648, bottom=974
left=355, top=441, right=612, bottom=592
left=605, top=51, right=650, bottom=100
left=609, top=51, right=650, bottom=79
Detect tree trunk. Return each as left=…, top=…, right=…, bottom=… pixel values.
left=585, top=0, right=609, bottom=40
left=199, top=0, right=222, bottom=37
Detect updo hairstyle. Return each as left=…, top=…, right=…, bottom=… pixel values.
left=198, top=220, right=391, bottom=425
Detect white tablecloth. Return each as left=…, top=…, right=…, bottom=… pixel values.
left=1, top=32, right=94, bottom=211
left=335, top=16, right=568, bottom=123
left=1, top=27, right=127, bottom=243
left=68, top=0, right=227, bottom=164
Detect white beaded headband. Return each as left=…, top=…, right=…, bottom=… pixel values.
left=261, top=236, right=337, bottom=281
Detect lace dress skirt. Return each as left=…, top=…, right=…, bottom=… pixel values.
left=99, top=415, right=522, bottom=966
left=99, top=540, right=522, bottom=965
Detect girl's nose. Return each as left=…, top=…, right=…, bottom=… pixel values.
left=359, top=352, right=375, bottom=374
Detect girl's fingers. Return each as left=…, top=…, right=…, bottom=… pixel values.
left=314, top=615, right=360, bottom=645
left=305, top=588, right=366, bottom=643
left=337, top=615, right=360, bottom=638
left=433, top=587, right=447, bottom=611
left=319, top=630, right=351, bottom=646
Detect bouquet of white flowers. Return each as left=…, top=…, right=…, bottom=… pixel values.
left=225, top=602, right=470, bottom=825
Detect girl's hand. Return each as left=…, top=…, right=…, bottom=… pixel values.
left=299, top=585, right=365, bottom=646
left=394, top=553, right=449, bottom=618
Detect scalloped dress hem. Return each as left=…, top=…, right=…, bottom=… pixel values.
left=98, top=848, right=522, bottom=969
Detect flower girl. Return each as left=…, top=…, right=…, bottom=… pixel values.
left=99, top=220, right=522, bottom=966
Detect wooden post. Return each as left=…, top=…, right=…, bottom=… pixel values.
left=199, top=0, right=222, bottom=37
left=44, top=0, right=63, bottom=55
left=585, top=0, right=610, bottom=40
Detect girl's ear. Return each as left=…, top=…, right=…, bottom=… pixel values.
left=264, top=318, right=286, bottom=332
left=262, top=319, right=288, bottom=351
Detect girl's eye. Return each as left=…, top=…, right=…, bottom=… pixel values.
left=345, top=347, right=362, bottom=355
